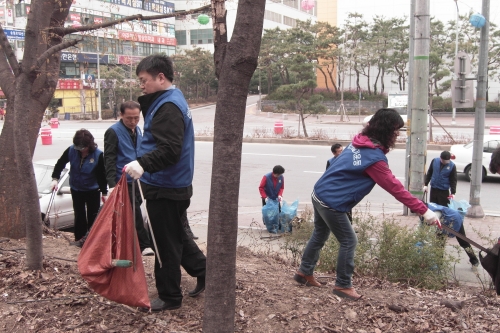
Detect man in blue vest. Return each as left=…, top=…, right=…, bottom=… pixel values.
left=104, top=101, right=153, bottom=256
left=124, top=55, right=206, bottom=312
left=259, top=165, right=285, bottom=208
left=326, top=143, right=343, bottom=169
left=424, top=151, right=457, bottom=206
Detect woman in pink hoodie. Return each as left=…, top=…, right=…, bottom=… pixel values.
left=293, top=108, right=441, bottom=300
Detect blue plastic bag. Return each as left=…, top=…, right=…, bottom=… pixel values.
left=279, top=199, right=298, bottom=233
left=262, top=199, right=280, bottom=233
left=448, top=199, right=471, bottom=217
left=427, top=202, right=463, bottom=238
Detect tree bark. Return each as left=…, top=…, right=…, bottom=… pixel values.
left=203, top=0, right=266, bottom=331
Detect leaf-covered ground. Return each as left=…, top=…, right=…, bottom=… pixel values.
left=1, top=232, right=499, bottom=332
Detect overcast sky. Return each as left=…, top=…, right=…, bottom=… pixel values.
left=337, top=0, right=500, bottom=27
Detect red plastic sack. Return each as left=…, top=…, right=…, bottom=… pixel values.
left=77, top=174, right=150, bottom=308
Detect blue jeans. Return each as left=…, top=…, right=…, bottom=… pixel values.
left=299, top=198, right=357, bottom=288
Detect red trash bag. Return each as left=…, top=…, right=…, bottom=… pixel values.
left=77, top=174, right=150, bottom=308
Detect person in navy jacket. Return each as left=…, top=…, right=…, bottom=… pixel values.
left=51, top=129, right=108, bottom=242
left=123, top=55, right=206, bottom=312
left=423, top=151, right=457, bottom=206
left=259, top=165, right=285, bottom=208
left=293, top=109, right=440, bottom=300
left=325, top=143, right=343, bottom=169
left=104, top=100, right=153, bottom=256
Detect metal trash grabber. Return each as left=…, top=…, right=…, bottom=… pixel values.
left=43, top=188, right=57, bottom=228
left=137, top=180, right=162, bottom=268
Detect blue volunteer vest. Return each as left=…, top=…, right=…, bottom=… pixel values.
left=427, top=202, right=463, bottom=237
left=264, top=172, right=283, bottom=200
left=110, top=121, right=142, bottom=184
left=313, top=143, right=388, bottom=212
left=430, top=158, right=454, bottom=191
left=138, top=89, right=194, bottom=188
left=68, top=145, right=101, bottom=191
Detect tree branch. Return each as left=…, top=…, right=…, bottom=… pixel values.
left=30, top=39, right=80, bottom=73
left=0, top=25, right=20, bottom=77
left=52, top=4, right=211, bottom=35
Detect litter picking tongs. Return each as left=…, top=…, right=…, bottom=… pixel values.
left=43, top=188, right=57, bottom=228
left=136, top=180, right=163, bottom=268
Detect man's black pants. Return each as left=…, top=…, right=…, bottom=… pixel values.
left=71, top=189, right=100, bottom=241
left=127, top=183, right=151, bottom=251
left=147, top=198, right=206, bottom=304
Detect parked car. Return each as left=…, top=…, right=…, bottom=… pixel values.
left=36, top=159, right=146, bottom=230
left=36, top=159, right=74, bottom=230
left=449, top=135, right=500, bottom=182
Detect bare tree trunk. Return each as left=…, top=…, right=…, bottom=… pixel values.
left=300, top=110, right=308, bottom=137
left=381, top=68, right=385, bottom=94
left=317, top=67, right=330, bottom=92
left=203, top=0, right=266, bottom=331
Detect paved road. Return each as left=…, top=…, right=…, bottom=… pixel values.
left=2, top=95, right=496, bottom=227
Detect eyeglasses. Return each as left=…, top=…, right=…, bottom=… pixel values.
left=74, top=145, right=88, bottom=151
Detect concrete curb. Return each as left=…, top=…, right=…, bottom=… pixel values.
left=195, top=136, right=451, bottom=151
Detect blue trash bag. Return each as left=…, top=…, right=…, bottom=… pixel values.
left=448, top=199, right=471, bottom=217
left=262, top=199, right=280, bottom=233
left=427, top=202, right=464, bottom=238
left=279, top=199, right=298, bottom=233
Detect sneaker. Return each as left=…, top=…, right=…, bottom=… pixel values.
left=141, top=247, right=155, bottom=256
left=69, top=239, right=84, bottom=248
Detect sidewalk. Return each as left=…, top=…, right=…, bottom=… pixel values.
left=188, top=210, right=500, bottom=288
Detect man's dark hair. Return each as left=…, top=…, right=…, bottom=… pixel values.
left=331, top=143, right=342, bottom=153
left=361, top=108, right=404, bottom=150
left=440, top=151, right=451, bottom=160
left=120, top=101, right=141, bottom=114
left=135, top=54, right=174, bottom=83
left=489, top=147, right=500, bottom=174
left=73, top=129, right=98, bottom=153
left=273, top=165, right=285, bottom=175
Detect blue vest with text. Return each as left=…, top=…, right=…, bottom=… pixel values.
left=68, top=146, right=101, bottom=191
left=427, top=202, right=463, bottom=237
left=138, top=89, right=194, bottom=188
left=110, top=121, right=142, bottom=184
left=264, top=172, right=283, bottom=200
left=313, top=143, right=387, bottom=212
left=430, top=158, right=454, bottom=191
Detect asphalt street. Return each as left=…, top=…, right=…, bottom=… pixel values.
left=2, top=95, right=498, bottom=227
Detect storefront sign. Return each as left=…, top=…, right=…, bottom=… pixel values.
left=118, top=30, right=176, bottom=46
left=117, top=55, right=143, bottom=65
left=4, top=28, right=25, bottom=41
left=57, top=79, right=81, bottom=90
left=60, top=52, right=109, bottom=64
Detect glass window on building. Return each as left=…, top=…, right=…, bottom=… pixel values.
left=122, top=41, right=132, bottom=55
left=283, top=0, right=298, bottom=9
left=283, top=16, right=297, bottom=27
left=176, top=30, right=187, bottom=45
left=152, top=22, right=158, bottom=33
left=137, top=42, right=151, bottom=56
left=264, top=10, right=282, bottom=24
left=190, top=29, right=212, bottom=45
left=60, top=63, right=79, bottom=78
left=159, top=45, right=175, bottom=56
left=151, top=44, right=160, bottom=54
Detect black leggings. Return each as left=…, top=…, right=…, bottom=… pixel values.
left=71, top=189, right=100, bottom=241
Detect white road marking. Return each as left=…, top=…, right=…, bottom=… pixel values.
left=304, top=171, right=323, bottom=174
left=243, top=153, right=316, bottom=158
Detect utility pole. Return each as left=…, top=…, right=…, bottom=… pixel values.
left=408, top=0, right=430, bottom=202
left=258, top=68, right=262, bottom=112
left=451, top=0, right=459, bottom=125
left=403, top=0, right=416, bottom=215
left=97, top=38, right=102, bottom=121
left=467, top=0, right=490, bottom=218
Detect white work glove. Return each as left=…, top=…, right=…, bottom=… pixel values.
left=448, top=194, right=455, bottom=200
left=423, top=186, right=428, bottom=192
left=124, top=160, right=144, bottom=180
left=422, top=209, right=442, bottom=229
left=278, top=196, right=282, bottom=202
left=50, top=179, right=58, bottom=191
left=101, top=195, right=108, bottom=203
left=264, top=197, right=268, bottom=203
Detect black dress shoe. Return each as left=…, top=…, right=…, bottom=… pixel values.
left=140, top=297, right=181, bottom=312
left=188, top=277, right=205, bottom=297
